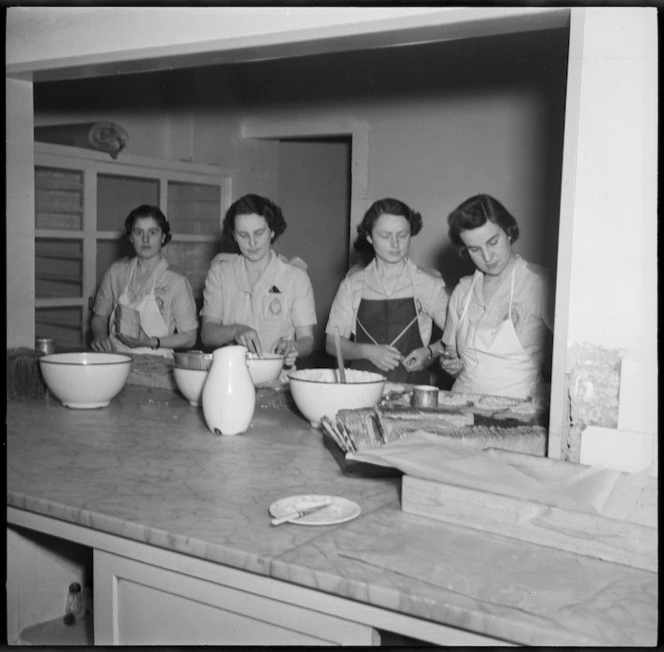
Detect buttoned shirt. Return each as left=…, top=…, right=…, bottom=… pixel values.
left=93, top=256, right=199, bottom=335
left=201, top=250, right=317, bottom=353
left=325, top=257, right=448, bottom=346
left=443, top=255, right=553, bottom=366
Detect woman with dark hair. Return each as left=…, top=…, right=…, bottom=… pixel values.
left=325, top=198, right=448, bottom=384
left=200, top=194, right=316, bottom=367
left=440, top=194, right=553, bottom=399
left=90, top=204, right=198, bottom=356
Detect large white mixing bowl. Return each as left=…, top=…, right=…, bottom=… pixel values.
left=288, top=368, right=385, bottom=428
left=39, top=352, right=132, bottom=409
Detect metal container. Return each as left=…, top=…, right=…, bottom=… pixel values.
left=173, top=350, right=213, bottom=371
left=411, top=385, right=439, bottom=408
left=35, top=337, right=56, bottom=356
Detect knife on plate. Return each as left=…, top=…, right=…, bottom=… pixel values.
left=270, top=501, right=332, bottom=526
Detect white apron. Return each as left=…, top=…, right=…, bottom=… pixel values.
left=109, top=258, right=171, bottom=358
left=453, top=265, right=539, bottom=399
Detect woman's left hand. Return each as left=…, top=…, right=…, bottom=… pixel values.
left=274, top=338, right=297, bottom=367
left=115, top=328, right=152, bottom=349
left=402, top=347, right=430, bottom=372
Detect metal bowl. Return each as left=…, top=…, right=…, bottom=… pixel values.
left=173, top=350, right=213, bottom=371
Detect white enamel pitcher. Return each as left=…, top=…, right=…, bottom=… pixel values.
left=202, top=345, right=256, bottom=435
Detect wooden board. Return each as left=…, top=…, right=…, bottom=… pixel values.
left=401, top=449, right=657, bottom=572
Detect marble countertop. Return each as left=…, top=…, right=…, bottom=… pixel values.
left=7, top=387, right=657, bottom=646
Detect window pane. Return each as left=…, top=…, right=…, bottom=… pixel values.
left=35, top=166, right=83, bottom=230
left=36, top=306, right=83, bottom=349
left=162, top=241, right=220, bottom=297
left=97, top=174, right=159, bottom=231
left=35, top=238, right=83, bottom=298
left=167, top=181, right=221, bottom=235
left=96, top=238, right=133, bottom=292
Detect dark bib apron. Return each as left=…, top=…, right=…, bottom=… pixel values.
left=352, top=297, right=429, bottom=384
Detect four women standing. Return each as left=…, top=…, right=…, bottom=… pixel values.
left=91, top=193, right=553, bottom=398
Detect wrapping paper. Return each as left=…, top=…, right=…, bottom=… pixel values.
left=347, top=431, right=649, bottom=518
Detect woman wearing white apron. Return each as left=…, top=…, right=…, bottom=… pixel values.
left=90, top=205, right=198, bottom=357
left=439, top=194, right=553, bottom=399
left=325, top=198, right=448, bottom=383
left=200, top=194, right=316, bottom=368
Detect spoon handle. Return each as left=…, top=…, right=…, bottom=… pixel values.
left=333, top=327, right=347, bottom=383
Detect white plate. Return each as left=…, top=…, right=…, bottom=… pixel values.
left=269, top=494, right=361, bottom=526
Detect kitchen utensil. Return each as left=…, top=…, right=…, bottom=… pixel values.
left=288, top=367, right=385, bottom=428
left=173, top=367, right=208, bottom=407
left=332, top=327, right=347, bottom=383
left=270, top=500, right=333, bottom=526
left=35, top=337, right=56, bottom=356
left=269, top=494, right=361, bottom=526
left=39, top=352, right=132, bottom=409
left=411, top=385, right=439, bottom=408
left=173, top=350, right=213, bottom=371
left=246, top=352, right=284, bottom=385
left=202, top=345, right=255, bottom=435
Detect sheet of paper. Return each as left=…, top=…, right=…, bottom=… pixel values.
left=347, top=431, right=648, bottom=518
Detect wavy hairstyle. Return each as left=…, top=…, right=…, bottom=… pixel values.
left=447, top=194, right=519, bottom=251
left=124, top=204, right=172, bottom=245
left=354, top=198, right=423, bottom=263
left=222, top=194, right=287, bottom=243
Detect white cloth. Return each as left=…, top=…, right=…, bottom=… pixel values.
left=452, top=260, right=541, bottom=399
left=109, top=258, right=171, bottom=357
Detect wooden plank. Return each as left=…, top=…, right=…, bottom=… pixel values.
left=402, top=474, right=657, bottom=572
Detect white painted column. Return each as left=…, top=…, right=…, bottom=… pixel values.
left=548, top=8, right=658, bottom=458
left=6, top=77, right=36, bottom=349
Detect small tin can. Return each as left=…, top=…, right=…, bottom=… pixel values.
left=411, top=385, right=439, bottom=408
left=35, top=337, right=56, bottom=356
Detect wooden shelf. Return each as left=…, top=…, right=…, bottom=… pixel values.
left=18, top=615, right=93, bottom=646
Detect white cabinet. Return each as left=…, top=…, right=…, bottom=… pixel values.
left=94, top=550, right=378, bottom=646
left=34, top=142, right=232, bottom=348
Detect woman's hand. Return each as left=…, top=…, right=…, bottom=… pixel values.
left=364, top=344, right=402, bottom=372
left=115, top=327, right=152, bottom=349
left=402, top=347, right=431, bottom=372
left=233, top=325, right=263, bottom=356
left=439, top=349, right=463, bottom=377
left=91, top=336, right=113, bottom=352
left=273, top=338, right=297, bottom=367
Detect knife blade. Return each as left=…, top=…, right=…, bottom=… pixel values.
left=270, top=501, right=332, bottom=526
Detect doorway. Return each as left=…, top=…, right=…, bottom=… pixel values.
left=272, top=136, right=352, bottom=367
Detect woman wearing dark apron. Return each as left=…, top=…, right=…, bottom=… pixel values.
left=325, top=198, right=448, bottom=384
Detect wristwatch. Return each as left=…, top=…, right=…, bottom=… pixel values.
left=152, top=337, right=160, bottom=349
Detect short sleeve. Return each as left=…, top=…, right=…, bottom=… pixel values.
left=170, top=275, right=199, bottom=333
left=291, top=272, right=317, bottom=327
left=201, top=259, right=226, bottom=321
left=325, top=278, right=355, bottom=339
left=442, top=283, right=464, bottom=349
left=92, top=262, right=121, bottom=318
left=424, top=276, right=449, bottom=332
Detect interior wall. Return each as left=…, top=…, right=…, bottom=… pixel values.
left=275, top=139, right=351, bottom=360
left=198, top=29, right=568, bottom=289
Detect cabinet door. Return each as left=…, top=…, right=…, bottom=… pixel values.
left=94, top=550, right=379, bottom=646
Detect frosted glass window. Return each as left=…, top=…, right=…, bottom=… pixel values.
left=167, top=182, right=221, bottom=235
left=163, top=240, right=220, bottom=297
left=35, top=166, right=83, bottom=230
left=36, top=306, right=83, bottom=349
left=97, top=174, right=159, bottom=231
left=35, top=238, right=83, bottom=299
left=96, top=239, right=133, bottom=292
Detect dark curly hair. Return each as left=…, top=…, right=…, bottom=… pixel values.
left=124, top=204, right=172, bottom=245
left=447, top=194, right=519, bottom=251
left=222, top=194, right=287, bottom=242
left=354, top=198, right=423, bottom=263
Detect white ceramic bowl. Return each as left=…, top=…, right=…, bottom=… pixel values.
left=246, top=353, right=285, bottom=385
left=288, top=368, right=386, bottom=428
left=173, top=367, right=208, bottom=407
left=39, top=352, right=132, bottom=409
